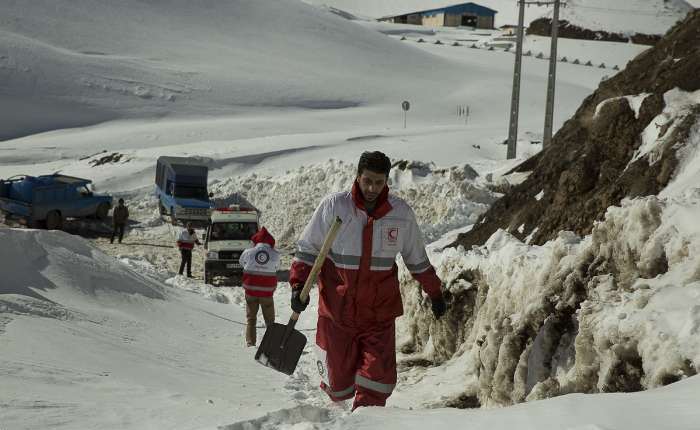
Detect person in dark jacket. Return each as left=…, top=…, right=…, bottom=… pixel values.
left=111, top=198, right=129, bottom=244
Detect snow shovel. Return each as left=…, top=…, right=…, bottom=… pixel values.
left=255, top=216, right=342, bottom=375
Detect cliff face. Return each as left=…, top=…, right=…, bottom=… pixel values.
left=454, top=10, right=700, bottom=250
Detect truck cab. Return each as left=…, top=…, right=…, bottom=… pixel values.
left=204, top=206, right=259, bottom=285
left=155, top=156, right=213, bottom=224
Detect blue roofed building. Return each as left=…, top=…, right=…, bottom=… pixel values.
left=379, top=2, right=497, bottom=29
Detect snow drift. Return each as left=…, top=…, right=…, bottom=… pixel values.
left=0, top=228, right=302, bottom=429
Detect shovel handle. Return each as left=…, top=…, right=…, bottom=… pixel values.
left=291, top=216, right=342, bottom=321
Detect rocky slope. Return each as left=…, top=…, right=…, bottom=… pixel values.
left=454, top=10, right=700, bottom=249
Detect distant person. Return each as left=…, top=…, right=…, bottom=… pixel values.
left=110, top=198, right=129, bottom=244
left=289, top=151, right=446, bottom=410
left=177, top=222, right=201, bottom=277
left=239, top=227, right=280, bottom=347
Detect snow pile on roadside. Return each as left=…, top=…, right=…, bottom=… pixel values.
left=632, top=88, right=700, bottom=167
left=210, top=159, right=497, bottom=248
left=397, top=119, right=700, bottom=407
left=0, top=229, right=166, bottom=306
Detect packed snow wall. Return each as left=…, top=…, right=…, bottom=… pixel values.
left=398, top=124, right=700, bottom=406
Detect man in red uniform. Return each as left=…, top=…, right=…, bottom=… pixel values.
left=239, top=227, right=280, bottom=347
left=289, top=151, right=446, bottom=410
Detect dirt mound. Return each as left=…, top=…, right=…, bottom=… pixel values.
left=454, top=10, right=700, bottom=249
left=528, top=18, right=662, bottom=45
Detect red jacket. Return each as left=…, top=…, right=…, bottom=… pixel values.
left=290, top=182, right=442, bottom=328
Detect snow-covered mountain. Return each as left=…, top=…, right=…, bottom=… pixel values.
left=0, top=0, right=463, bottom=140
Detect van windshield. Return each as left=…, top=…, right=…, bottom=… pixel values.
left=209, top=222, right=258, bottom=241
left=175, top=186, right=208, bottom=200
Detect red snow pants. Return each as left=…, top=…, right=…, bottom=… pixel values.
left=315, top=315, right=396, bottom=410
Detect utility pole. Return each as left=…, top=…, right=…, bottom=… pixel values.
left=506, top=0, right=565, bottom=159
left=506, top=0, right=526, bottom=160
left=543, top=0, right=561, bottom=148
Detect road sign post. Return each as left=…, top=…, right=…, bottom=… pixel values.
left=402, top=100, right=410, bottom=128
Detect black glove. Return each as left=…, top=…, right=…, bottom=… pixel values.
left=291, top=287, right=310, bottom=313
left=431, top=296, right=447, bottom=319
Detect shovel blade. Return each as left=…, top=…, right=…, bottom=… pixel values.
left=255, top=322, right=307, bottom=375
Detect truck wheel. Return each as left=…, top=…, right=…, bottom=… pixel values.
left=46, top=211, right=64, bottom=230
left=159, top=203, right=166, bottom=215
left=95, top=203, right=110, bottom=220
left=205, top=269, right=213, bottom=285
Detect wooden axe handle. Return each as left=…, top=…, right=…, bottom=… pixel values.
left=292, top=216, right=342, bottom=319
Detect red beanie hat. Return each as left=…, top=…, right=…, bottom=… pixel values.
left=251, top=226, right=275, bottom=248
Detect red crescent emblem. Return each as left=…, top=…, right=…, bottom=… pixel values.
left=388, top=228, right=398, bottom=240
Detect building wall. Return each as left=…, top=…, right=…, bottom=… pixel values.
left=444, top=13, right=462, bottom=27
left=477, top=15, right=494, bottom=29
left=407, top=13, right=423, bottom=25
left=422, top=12, right=445, bottom=27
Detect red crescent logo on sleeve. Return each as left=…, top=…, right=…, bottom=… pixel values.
left=388, top=228, right=398, bottom=241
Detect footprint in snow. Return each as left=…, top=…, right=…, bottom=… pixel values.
left=219, top=405, right=333, bottom=430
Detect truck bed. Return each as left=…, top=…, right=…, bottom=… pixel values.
left=0, top=196, right=32, bottom=219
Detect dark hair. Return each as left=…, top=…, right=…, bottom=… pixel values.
left=118, top=198, right=124, bottom=204
left=357, top=151, right=391, bottom=177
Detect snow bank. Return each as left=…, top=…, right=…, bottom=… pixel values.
left=0, top=228, right=304, bottom=429
left=397, top=121, right=700, bottom=405
left=209, top=159, right=496, bottom=248
left=0, top=229, right=165, bottom=306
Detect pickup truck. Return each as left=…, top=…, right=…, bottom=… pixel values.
left=155, top=156, right=213, bottom=224
left=0, top=174, right=113, bottom=230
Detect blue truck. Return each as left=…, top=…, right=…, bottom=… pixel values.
left=155, top=156, right=213, bottom=223
left=0, top=174, right=113, bottom=230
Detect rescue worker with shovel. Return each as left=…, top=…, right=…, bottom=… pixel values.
left=289, top=151, right=447, bottom=410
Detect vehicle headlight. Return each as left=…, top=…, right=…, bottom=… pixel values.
left=207, top=251, right=218, bottom=259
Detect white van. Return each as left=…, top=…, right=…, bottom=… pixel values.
left=204, top=205, right=259, bottom=285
